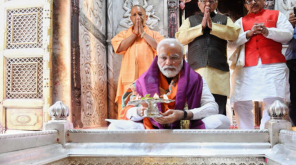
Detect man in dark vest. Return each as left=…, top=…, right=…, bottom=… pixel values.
left=176, top=0, right=240, bottom=115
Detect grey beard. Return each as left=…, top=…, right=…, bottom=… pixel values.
left=158, top=60, right=183, bottom=78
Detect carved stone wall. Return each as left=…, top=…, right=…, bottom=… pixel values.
left=81, top=0, right=106, bottom=36
left=79, top=0, right=107, bottom=127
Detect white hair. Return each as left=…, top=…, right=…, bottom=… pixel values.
left=156, top=38, right=184, bottom=56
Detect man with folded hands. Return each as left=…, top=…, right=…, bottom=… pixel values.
left=111, top=5, right=164, bottom=116
left=228, top=0, right=293, bottom=129
left=175, top=0, right=240, bottom=115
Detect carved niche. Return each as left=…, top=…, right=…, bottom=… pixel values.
left=79, top=24, right=107, bottom=127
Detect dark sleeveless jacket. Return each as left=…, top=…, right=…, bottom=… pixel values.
left=188, top=13, right=229, bottom=71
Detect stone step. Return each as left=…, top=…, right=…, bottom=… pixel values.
left=67, top=129, right=269, bottom=143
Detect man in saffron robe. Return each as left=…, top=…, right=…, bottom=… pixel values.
left=228, top=0, right=293, bottom=129
left=111, top=5, right=164, bottom=116
left=109, top=38, right=230, bottom=130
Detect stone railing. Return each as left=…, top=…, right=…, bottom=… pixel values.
left=0, top=130, right=63, bottom=165
left=0, top=130, right=58, bottom=154
left=0, top=101, right=295, bottom=165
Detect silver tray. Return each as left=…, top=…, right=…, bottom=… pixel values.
left=127, top=98, right=175, bottom=118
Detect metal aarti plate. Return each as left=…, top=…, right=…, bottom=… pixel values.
left=128, top=98, right=175, bottom=118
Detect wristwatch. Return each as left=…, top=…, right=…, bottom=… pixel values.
left=182, top=110, right=187, bottom=120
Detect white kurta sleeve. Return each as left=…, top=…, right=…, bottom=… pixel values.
left=126, top=107, right=144, bottom=121
left=228, top=18, right=249, bottom=49
left=266, top=12, right=293, bottom=44
left=190, top=77, right=219, bottom=120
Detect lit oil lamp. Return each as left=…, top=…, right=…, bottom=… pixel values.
left=135, top=95, right=140, bottom=100
left=162, top=94, right=168, bottom=100
left=153, top=93, right=159, bottom=99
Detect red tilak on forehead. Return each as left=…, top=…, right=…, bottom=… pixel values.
left=166, top=52, right=171, bottom=56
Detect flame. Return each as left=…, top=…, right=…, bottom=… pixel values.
left=135, top=95, right=140, bottom=100
left=153, top=93, right=159, bottom=99
left=163, top=94, right=168, bottom=100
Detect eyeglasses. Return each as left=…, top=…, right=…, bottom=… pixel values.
left=245, top=0, right=259, bottom=4
left=198, top=0, right=217, bottom=4
left=158, top=55, right=181, bottom=63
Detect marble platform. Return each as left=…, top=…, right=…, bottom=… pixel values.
left=0, top=128, right=295, bottom=165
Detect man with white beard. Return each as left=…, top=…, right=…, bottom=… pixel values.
left=109, top=38, right=230, bottom=130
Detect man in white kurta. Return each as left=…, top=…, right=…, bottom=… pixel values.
left=108, top=39, right=230, bottom=130
left=228, top=0, right=293, bottom=129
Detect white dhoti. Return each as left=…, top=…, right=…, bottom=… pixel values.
left=107, top=114, right=230, bottom=130
left=231, top=59, right=290, bottom=129
left=233, top=97, right=284, bottom=129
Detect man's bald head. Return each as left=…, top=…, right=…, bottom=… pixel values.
left=130, top=5, right=148, bottom=26
left=131, top=5, right=146, bottom=13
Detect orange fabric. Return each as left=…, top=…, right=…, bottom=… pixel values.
left=143, top=118, right=154, bottom=129
left=119, top=105, right=135, bottom=120
left=242, top=9, right=285, bottom=67
left=118, top=88, right=137, bottom=120
left=159, top=73, right=178, bottom=113
left=111, top=26, right=164, bottom=111
left=143, top=73, right=179, bottom=129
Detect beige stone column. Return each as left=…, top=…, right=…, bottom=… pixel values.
left=52, top=0, right=72, bottom=122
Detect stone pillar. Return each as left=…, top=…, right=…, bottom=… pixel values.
left=71, top=0, right=83, bottom=128
left=107, top=0, right=117, bottom=119
left=52, top=0, right=72, bottom=122
left=265, top=100, right=292, bottom=147
left=168, top=0, right=179, bottom=38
